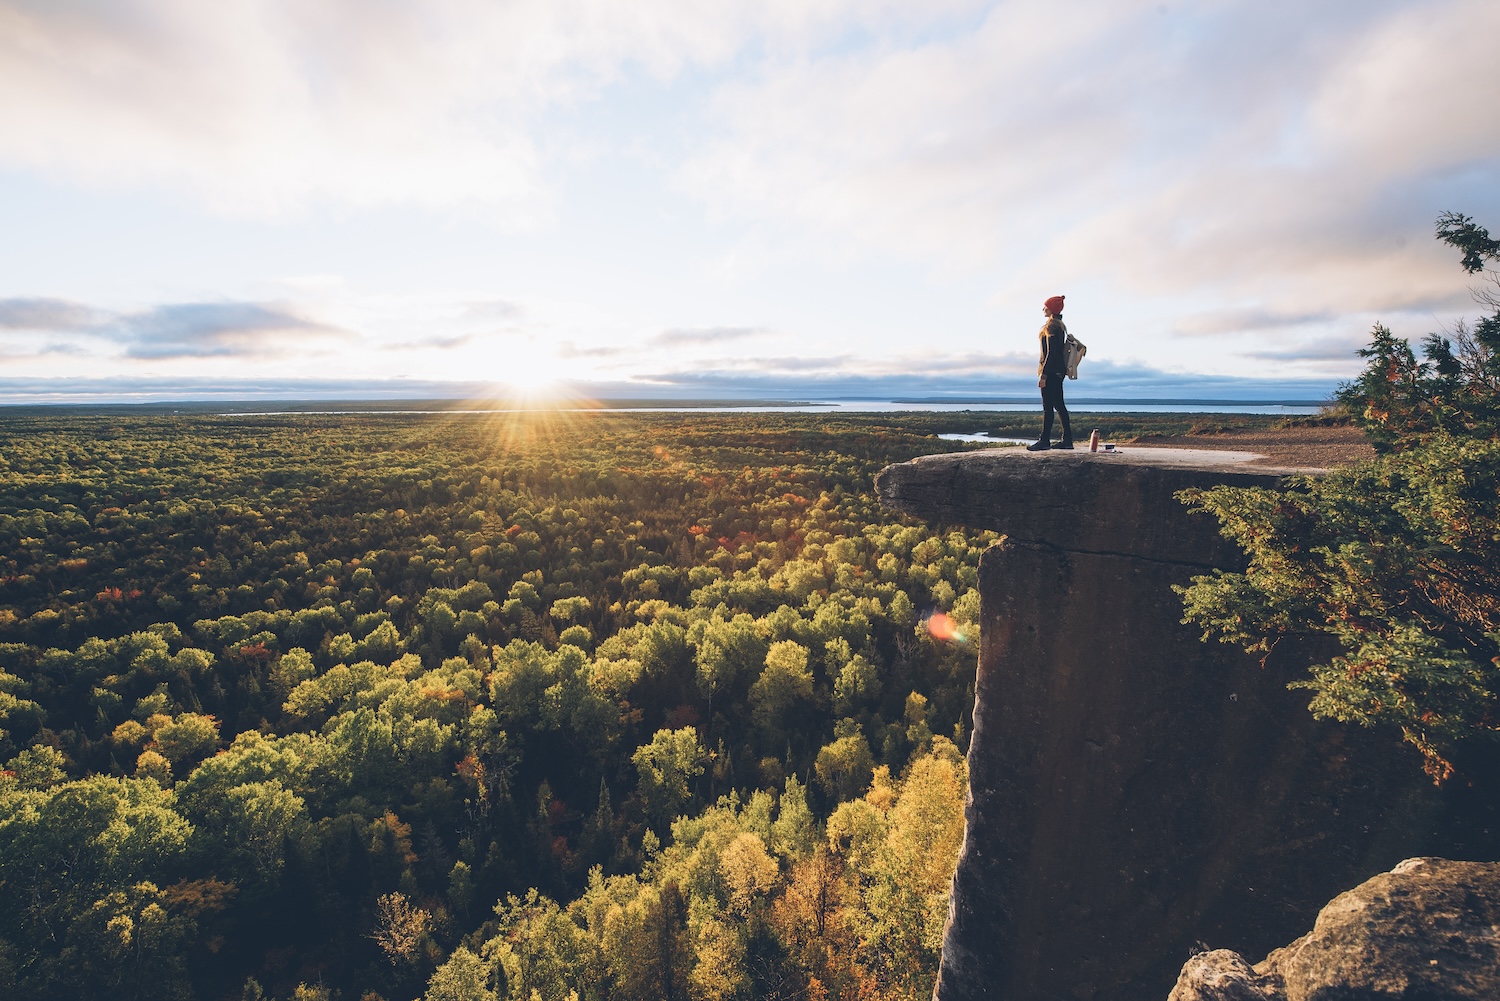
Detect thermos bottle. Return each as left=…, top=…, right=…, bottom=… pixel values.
left=1089, top=429, right=1101, bottom=452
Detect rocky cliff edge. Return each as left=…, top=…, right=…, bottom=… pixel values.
left=875, top=447, right=1499, bottom=1001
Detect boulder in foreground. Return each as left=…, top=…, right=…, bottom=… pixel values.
left=1169, top=857, right=1500, bottom=1001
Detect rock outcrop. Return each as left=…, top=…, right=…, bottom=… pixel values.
left=875, top=447, right=1500, bottom=1001
left=1169, top=857, right=1500, bottom=1001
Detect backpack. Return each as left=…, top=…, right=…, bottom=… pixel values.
left=1065, top=334, right=1087, bottom=380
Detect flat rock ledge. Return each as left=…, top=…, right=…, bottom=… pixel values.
left=874, top=446, right=1305, bottom=567
left=1168, top=858, right=1500, bottom=1001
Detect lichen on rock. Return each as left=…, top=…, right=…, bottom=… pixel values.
left=1168, top=951, right=1281, bottom=1001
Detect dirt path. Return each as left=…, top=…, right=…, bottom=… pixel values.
left=1127, top=425, right=1375, bottom=469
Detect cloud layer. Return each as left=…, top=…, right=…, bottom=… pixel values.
left=0, top=296, right=348, bottom=359
left=0, top=1, right=1496, bottom=399
left=0, top=0, right=976, bottom=213
left=683, top=0, right=1500, bottom=311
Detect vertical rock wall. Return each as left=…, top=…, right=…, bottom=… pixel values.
left=875, top=449, right=1497, bottom=1001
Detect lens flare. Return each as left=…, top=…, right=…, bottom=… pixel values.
left=924, top=611, right=968, bottom=645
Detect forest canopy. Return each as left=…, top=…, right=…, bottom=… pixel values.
left=0, top=409, right=1001, bottom=1001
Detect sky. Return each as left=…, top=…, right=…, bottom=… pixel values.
left=1, top=0, right=1497, bottom=404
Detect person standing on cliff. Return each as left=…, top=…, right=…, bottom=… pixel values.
left=1027, top=295, right=1074, bottom=451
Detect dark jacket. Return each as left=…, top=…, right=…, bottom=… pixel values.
left=1038, top=317, right=1069, bottom=377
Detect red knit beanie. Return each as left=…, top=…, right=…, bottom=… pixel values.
left=1044, top=295, right=1065, bottom=314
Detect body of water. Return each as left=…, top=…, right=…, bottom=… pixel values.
left=937, top=433, right=1030, bottom=444
left=220, top=399, right=1327, bottom=417
left=809, top=400, right=1325, bottom=415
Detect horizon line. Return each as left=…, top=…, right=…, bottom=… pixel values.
left=0, top=394, right=1337, bottom=413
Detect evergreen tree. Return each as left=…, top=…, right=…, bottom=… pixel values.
left=1181, top=213, right=1500, bottom=780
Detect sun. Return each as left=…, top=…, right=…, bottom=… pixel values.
left=473, top=336, right=573, bottom=407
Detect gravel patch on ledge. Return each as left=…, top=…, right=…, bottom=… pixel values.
left=1127, top=426, right=1375, bottom=470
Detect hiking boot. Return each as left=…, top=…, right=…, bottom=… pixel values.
left=1054, top=439, right=1075, bottom=450
left=1026, top=440, right=1051, bottom=451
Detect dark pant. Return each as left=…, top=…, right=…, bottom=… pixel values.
left=1041, top=374, right=1071, bottom=443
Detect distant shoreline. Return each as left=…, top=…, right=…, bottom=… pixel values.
left=0, top=398, right=827, bottom=415
left=888, top=396, right=1330, bottom=407
left=0, top=396, right=1330, bottom=416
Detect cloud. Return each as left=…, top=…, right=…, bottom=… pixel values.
left=0, top=296, right=348, bottom=359
left=0, top=341, right=90, bottom=363
left=0, top=1, right=1491, bottom=390
left=680, top=0, right=1500, bottom=322
left=0, top=375, right=508, bottom=405
left=639, top=345, right=1041, bottom=380
left=1171, top=308, right=1341, bottom=338
left=382, top=331, right=512, bottom=352
left=406, top=334, right=480, bottom=351
left=652, top=326, right=768, bottom=346
left=623, top=360, right=1339, bottom=403
left=553, top=341, right=628, bottom=359
left=645, top=349, right=1067, bottom=384
left=0, top=297, right=105, bottom=330
left=0, top=0, right=982, bottom=214
left=460, top=300, right=527, bottom=322
left=1236, top=337, right=1373, bottom=364
left=645, top=352, right=858, bottom=375
left=111, top=302, right=349, bottom=359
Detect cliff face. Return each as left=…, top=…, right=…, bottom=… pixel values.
left=875, top=448, right=1498, bottom=1001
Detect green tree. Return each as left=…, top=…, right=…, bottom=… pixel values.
left=833, top=654, right=881, bottom=716
left=1178, top=435, right=1500, bottom=780
left=55, top=880, right=197, bottom=1001
left=490, top=888, right=604, bottom=1001
left=5, top=744, right=67, bottom=789
left=602, top=880, right=692, bottom=1001
left=771, top=774, right=816, bottom=860
left=1337, top=212, right=1500, bottom=448
left=425, top=945, right=500, bottom=1001
left=633, top=727, right=705, bottom=829
left=814, top=734, right=875, bottom=802
left=150, top=712, right=221, bottom=769
left=0, top=774, right=194, bottom=999
left=1180, top=213, right=1500, bottom=780
left=369, top=891, right=430, bottom=967
left=853, top=740, right=967, bottom=1000
left=693, top=614, right=768, bottom=703
left=749, top=641, right=814, bottom=737
left=0, top=674, right=45, bottom=757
